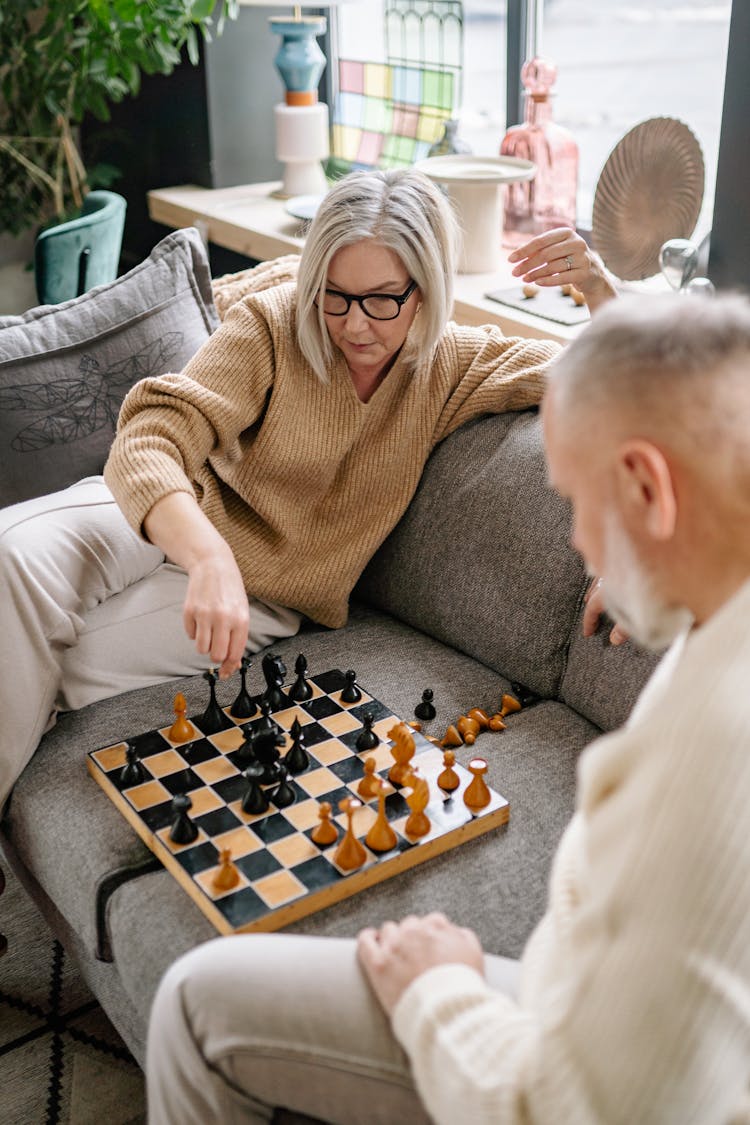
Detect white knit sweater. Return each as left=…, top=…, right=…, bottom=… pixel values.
left=393, top=578, right=750, bottom=1124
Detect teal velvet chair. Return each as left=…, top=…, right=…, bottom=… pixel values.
left=34, top=190, right=127, bottom=306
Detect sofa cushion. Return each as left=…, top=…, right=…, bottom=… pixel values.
left=0, top=226, right=218, bottom=507
left=357, top=410, right=588, bottom=698
left=559, top=600, right=661, bottom=731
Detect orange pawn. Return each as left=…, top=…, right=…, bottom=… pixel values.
left=404, top=771, right=431, bottom=838
left=365, top=780, right=398, bottom=853
left=333, top=798, right=367, bottom=871
left=463, top=757, right=492, bottom=813
left=311, top=801, right=338, bottom=846
left=437, top=749, right=460, bottom=792
left=212, top=848, right=240, bottom=891
left=456, top=714, right=481, bottom=745
left=440, top=723, right=463, bottom=749
left=168, top=692, right=193, bottom=742
left=500, top=693, right=522, bottom=716
left=357, top=757, right=380, bottom=799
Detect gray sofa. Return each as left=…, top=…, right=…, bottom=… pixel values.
left=0, top=228, right=659, bottom=1071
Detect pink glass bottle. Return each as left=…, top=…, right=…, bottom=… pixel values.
left=500, top=57, right=579, bottom=247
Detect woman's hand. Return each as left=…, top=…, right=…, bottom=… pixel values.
left=144, top=492, right=250, bottom=678
left=583, top=577, right=629, bottom=645
left=508, top=229, right=618, bottom=313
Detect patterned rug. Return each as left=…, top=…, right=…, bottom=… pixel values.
left=0, top=862, right=146, bottom=1125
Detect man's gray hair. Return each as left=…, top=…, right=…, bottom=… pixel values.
left=296, top=168, right=459, bottom=382
left=549, top=291, right=750, bottom=454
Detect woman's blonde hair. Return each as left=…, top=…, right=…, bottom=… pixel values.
left=296, top=168, right=459, bottom=381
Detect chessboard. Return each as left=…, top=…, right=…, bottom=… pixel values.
left=87, top=663, right=510, bottom=935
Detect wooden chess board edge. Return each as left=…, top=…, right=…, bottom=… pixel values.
left=85, top=758, right=234, bottom=935
left=235, top=801, right=512, bottom=934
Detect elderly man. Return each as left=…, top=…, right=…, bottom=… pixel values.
left=146, top=294, right=750, bottom=1124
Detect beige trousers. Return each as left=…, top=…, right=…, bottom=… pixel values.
left=0, top=477, right=302, bottom=809
left=146, top=934, right=521, bottom=1125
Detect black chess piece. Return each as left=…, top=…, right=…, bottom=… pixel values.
left=284, top=717, right=310, bottom=774
left=341, top=669, right=362, bottom=703
left=234, top=728, right=257, bottom=770
left=250, top=727, right=286, bottom=785
left=261, top=653, right=289, bottom=710
left=414, top=688, right=436, bottom=722
left=272, top=764, right=296, bottom=809
left=120, top=742, right=146, bottom=786
left=510, top=681, right=541, bottom=708
left=355, top=711, right=379, bottom=752
left=230, top=655, right=257, bottom=719
left=200, top=668, right=227, bottom=734
left=256, top=699, right=282, bottom=736
left=288, top=652, right=313, bottom=702
left=169, top=793, right=199, bottom=844
left=241, top=762, right=269, bottom=815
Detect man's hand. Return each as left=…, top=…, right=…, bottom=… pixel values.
left=508, top=229, right=618, bottom=314
left=357, top=912, right=484, bottom=1017
left=583, top=577, right=629, bottom=645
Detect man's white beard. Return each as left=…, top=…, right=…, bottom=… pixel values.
left=599, top=511, right=693, bottom=651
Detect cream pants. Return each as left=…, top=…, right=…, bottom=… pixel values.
left=146, top=933, right=521, bottom=1125
left=0, top=477, right=302, bottom=810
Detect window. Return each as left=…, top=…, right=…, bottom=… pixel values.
left=335, top=0, right=731, bottom=237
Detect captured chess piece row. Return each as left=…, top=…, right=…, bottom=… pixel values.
left=411, top=687, right=534, bottom=750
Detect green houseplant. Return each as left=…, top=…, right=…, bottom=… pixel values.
left=0, top=0, right=239, bottom=237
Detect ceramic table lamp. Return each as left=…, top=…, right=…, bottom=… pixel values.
left=238, top=0, right=348, bottom=197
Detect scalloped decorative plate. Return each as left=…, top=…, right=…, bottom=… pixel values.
left=592, top=117, right=704, bottom=281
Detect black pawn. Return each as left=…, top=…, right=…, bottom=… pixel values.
left=169, top=793, right=199, bottom=845
left=256, top=699, right=282, bottom=736
left=230, top=655, right=257, bottom=720
left=234, top=729, right=257, bottom=771
left=414, top=688, right=436, bottom=722
left=341, top=669, right=362, bottom=703
left=252, top=727, right=286, bottom=785
left=120, top=743, right=146, bottom=787
left=272, top=764, right=296, bottom=809
left=288, top=652, right=313, bottom=702
left=200, top=668, right=226, bottom=734
left=285, top=717, right=310, bottom=774
left=356, top=711, right=379, bottom=752
left=242, top=762, right=269, bottom=815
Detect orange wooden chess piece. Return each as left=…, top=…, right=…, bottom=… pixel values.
left=387, top=723, right=416, bottom=786
left=404, top=771, right=431, bottom=838
left=333, top=798, right=367, bottom=871
left=456, top=714, right=481, bottom=745
left=311, top=801, right=338, bottom=846
left=212, top=848, right=240, bottom=892
left=437, top=749, right=460, bottom=792
left=168, top=692, right=193, bottom=742
left=489, top=693, right=522, bottom=730
left=365, top=780, right=398, bottom=853
left=440, top=723, right=463, bottom=749
left=357, top=757, right=380, bottom=799
left=463, top=757, right=492, bottom=813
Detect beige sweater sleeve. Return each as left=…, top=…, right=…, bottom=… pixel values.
left=392, top=578, right=750, bottom=1125
left=432, top=325, right=559, bottom=444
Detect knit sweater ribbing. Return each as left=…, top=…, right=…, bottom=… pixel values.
left=392, top=577, right=750, bottom=1124
left=104, top=283, right=557, bottom=627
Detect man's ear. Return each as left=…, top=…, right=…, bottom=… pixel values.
left=615, top=439, right=677, bottom=541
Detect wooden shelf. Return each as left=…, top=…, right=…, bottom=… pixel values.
left=148, top=182, right=583, bottom=344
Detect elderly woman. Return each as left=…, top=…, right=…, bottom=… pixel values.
left=0, top=168, right=614, bottom=809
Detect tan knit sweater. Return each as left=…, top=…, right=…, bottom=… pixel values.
left=104, top=283, right=558, bottom=627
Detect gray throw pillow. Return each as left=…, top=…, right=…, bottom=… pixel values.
left=0, top=227, right=219, bottom=507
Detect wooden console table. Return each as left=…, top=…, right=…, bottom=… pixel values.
left=148, top=181, right=583, bottom=345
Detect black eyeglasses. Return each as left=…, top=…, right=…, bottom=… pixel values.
left=317, top=279, right=418, bottom=321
